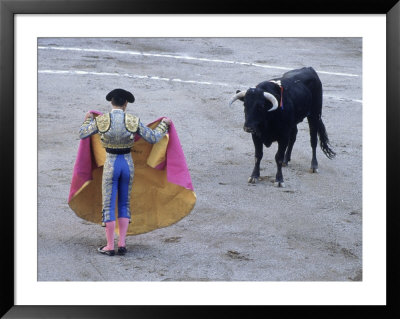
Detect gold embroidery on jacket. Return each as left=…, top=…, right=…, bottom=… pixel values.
left=125, top=114, right=139, bottom=133
left=96, top=113, right=111, bottom=133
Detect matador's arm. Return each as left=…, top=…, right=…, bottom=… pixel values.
left=79, top=118, right=98, bottom=139
left=137, top=119, right=169, bottom=144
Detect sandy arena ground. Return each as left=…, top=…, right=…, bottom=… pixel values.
left=37, top=37, right=362, bottom=282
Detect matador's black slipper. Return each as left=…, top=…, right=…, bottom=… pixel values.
left=97, top=246, right=115, bottom=256
left=117, top=246, right=127, bottom=256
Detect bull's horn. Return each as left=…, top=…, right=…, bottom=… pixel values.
left=264, top=92, right=279, bottom=112
left=229, top=91, right=246, bottom=106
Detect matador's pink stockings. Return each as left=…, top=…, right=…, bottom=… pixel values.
left=104, top=221, right=115, bottom=250
left=118, top=218, right=129, bottom=248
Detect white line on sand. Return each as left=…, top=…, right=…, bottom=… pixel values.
left=38, top=46, right=360, bottom=78
left=38, top=69, right=362, bottom=104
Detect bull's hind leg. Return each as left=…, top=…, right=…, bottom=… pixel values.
left=283, top=126, right=298, bottom=167
left=248, top=133, right=263, bottom=184
left=307, top=116, right=319, bottom=173
left=275, top=140, right=288, bottom=187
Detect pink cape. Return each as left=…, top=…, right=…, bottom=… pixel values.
left=68, top=111, right=194, bottom=203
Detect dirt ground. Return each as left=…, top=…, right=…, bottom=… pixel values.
left=37, top=37, right=362, bottom=281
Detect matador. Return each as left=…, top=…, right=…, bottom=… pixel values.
left=79, top=88, right=170, bottom=256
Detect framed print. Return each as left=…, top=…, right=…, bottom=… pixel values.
left=1, top=0, right=399, bottom=318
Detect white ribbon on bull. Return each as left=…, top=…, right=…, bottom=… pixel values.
left=229, top=90, right=279, bottom=112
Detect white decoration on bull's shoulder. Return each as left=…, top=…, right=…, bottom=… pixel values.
left=264, top=92, right=279, bottom=111
left=228, top=90, right=246, bottom=106
left=269, top=80, right=282, bottom=87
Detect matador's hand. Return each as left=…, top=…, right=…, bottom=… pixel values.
left=84, top=112, right=94, bottom=121
left=162, top=118, right=171, bottom=126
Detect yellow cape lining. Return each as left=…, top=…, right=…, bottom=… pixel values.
left=68, top=121, right=196, bottom=236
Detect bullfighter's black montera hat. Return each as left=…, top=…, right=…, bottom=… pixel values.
left=106, top=88, right=135, bottom=103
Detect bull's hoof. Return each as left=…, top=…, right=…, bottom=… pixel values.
left=310, top=167, right=319, bottom=173
left=282, top=162, right=288, bottom=167
left=274, top=181, right=285, bottom=188
left=248, top=176, right=259, bottom=184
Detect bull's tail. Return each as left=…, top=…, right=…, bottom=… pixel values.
left=317, top=118, right=336, bottom=159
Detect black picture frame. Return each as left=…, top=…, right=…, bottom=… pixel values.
left=1, top=0, right=399, bottom=318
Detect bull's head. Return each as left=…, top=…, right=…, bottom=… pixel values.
left=229, top=87, right=279, bottom=134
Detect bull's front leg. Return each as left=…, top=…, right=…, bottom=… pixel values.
left=275, top=139, right=289, bottom=187
left=248, top=133, right=263, bottom=184
left=283, top=126, right=298, bottom=167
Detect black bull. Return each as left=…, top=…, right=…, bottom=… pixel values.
left=229, top=67, right=335, bottom=187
